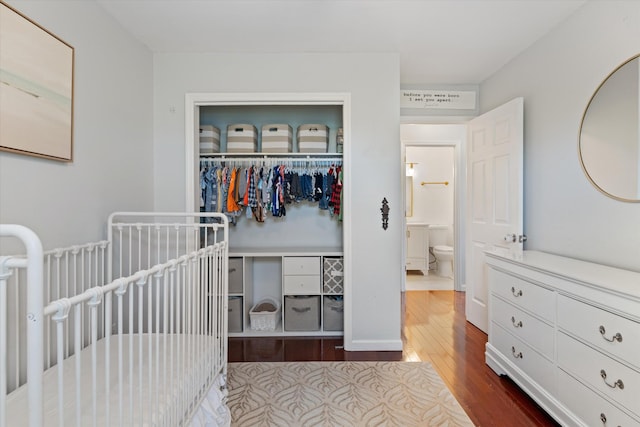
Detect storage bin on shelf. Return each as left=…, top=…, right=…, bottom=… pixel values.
left=261, top=124, right=293, bottom=153
left=227, top=124, right=258, bottom=153
left=228, top=296, right=243, bottom=333
left=323, top=295, right=343, bottom=331
left=297, top=124, right=329, bottom=153
left=284, top=295, right=320, bottom=331
left=249, top=297, right=281, bottom=331
left=199, top=125, right=220, bottom=154
left=323, top=257, right=344, bottom=294
left=228, top=257, right=243, bottom=294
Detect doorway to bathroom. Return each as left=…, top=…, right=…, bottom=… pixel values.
left=401, top=124, right=466, bottom=292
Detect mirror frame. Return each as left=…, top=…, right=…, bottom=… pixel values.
left=578, top=54, right=640, bottom=203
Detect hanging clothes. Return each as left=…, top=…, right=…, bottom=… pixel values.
left=227, top=167, right=242, bottom=213
left=199, top=158, right=343, bottom=223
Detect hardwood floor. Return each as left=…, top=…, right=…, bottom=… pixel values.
left=228, top=290, right=560, bottom=426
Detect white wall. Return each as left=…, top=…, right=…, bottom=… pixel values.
left=153, top=53, right=403, bottom=350
left=0, top=1, right=154, bottom=251
left=406, top=146, right=455, bottom=226
left=481, top=1, right=640, bottom=272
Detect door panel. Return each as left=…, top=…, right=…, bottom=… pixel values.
left=466, top=98, right=523, bottom=332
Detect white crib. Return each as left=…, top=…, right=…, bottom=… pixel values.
left=0, top=212, right=230, bottom=427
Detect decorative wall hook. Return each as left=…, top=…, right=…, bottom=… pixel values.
left=381, top=198, right=389, bottom=230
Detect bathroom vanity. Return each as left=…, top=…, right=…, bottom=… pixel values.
left=485, top=250, right=640, bottom=426
left=406, top=223, right=429, bottom=274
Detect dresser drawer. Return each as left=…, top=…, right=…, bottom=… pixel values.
left=490, top=269, right=555, bottom=322
left=557, top=368, right=640, bottom=427
left=491, top=295, right=554, bottom=359
left=557, top=294, right=640, bottom=370
left=283, top=256, right=320, bottom=275
left=284, top=275, right=321, bottom=295
left=558, top=332, right=640, bottom=417
left=491, top=323, right=556, bottom=393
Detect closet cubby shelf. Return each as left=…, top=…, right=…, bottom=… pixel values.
left=230, top=247, right=343, bottom=257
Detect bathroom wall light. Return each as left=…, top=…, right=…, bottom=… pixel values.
left=406, top=162, right=416, bottom=177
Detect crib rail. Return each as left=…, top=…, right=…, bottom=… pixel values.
left=1, top=213, right=229, bottom=427
left=1, top=239, right=110, bottom=395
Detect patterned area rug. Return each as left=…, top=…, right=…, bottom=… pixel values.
left=227, top=361, right=475, bottom=426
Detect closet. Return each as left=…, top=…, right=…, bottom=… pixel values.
left=193, top=99, right=348, bottom=337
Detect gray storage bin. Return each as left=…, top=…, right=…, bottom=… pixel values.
left=228, top=257, right=243, bottom=294
left=284, top=295, right=320, bottom=331
left=228, top=296, right=243, bottom=333
left=323, top=257, right=344, bottom=294
left=323, top=295, right=344, bottom=331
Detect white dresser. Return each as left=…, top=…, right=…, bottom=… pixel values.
left=485, top=250, right=640, bottom=427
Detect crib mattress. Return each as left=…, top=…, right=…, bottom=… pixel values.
left=6, top=334, right=226, bottom=426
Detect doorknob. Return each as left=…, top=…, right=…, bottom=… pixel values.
left=519, top=234, right=527, bottom=243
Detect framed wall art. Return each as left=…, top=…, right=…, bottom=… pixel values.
left=0, top=1, right=74, bottom=161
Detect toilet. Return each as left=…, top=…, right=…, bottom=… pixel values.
left=428, top=224, right=454, bottom=278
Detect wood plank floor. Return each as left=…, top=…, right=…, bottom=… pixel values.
left=228, top=290, right=560, bottom=426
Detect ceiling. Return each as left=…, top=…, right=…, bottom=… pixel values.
left=96, top=0, right=587, bottom=85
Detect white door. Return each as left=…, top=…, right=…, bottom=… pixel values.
left=465, top=98, right=524, bottom=332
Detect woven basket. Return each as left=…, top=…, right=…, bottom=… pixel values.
left=249, top=298, right=281, bottom=331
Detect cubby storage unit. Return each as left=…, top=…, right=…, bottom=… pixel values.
left=485, top=250, right=640, bottom=427
left=227, top=249, right=343, bottom=337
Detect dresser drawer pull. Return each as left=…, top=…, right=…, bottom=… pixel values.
left=511, top=346, right=523, bottom=359
left=511, top=287, right=523, bottom=297
left=600, top=369, right=624, bottom=390
left=599, top=412, right=621, bottom=426
left=599, top=325, right=623, bottom=343
left=511, top=316, right=523, bottom=328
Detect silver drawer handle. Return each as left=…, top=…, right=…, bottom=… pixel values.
left=511, top=286, right=523, bottom=297
left=599, top=325, right=623, bottom=343
left=600, top=369, right=624, bottom=390
left=511, top=316, right=523, bottom=328
left=599, top=412, right=621, bottom=426
left=511, top=346, right=523, bottom=359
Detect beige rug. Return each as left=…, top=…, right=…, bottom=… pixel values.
left=227, top=361, right=474, bottom=426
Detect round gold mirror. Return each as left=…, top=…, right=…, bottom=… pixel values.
left=579, top=54, right=640, bottom=202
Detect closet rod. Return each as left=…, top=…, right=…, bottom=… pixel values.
left=200, top=156, right=342, bottom=163
left=200, top=153, right=342, bottom=159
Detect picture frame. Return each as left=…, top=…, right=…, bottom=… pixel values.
left=0, top=1, right=74, bottom=162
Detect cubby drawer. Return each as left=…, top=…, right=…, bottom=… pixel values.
left=283, top=275, right=321, bottom=295
left=491, top=295, right=554, bottom=359
left=490, top=269, right=555, bottom=322
left=491, top=323, right=556, bottom=393
left=228, top=257, right=243, bottom=294
left=557, top=294, right=640, bottom=370
left=557, top=368, right=640, bottom=427
left=283, top=256, right=320, bottom=275
left=558, top=332, right=640, bottom=417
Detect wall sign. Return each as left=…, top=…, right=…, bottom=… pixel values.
left=400, top=89, right=476, bottom=110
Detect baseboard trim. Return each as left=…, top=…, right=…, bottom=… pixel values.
left=346, top=339, right=403, bottom=352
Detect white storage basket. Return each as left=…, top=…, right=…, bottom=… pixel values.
left=297, top=124, right=329, bottom=153
left=199, top=125, right=220, bottom=154
left=249, top=297, right=281, bottom=331
left=227, top=124, right=258, bottom=153
left=261, top=124, right=293, bottom=153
